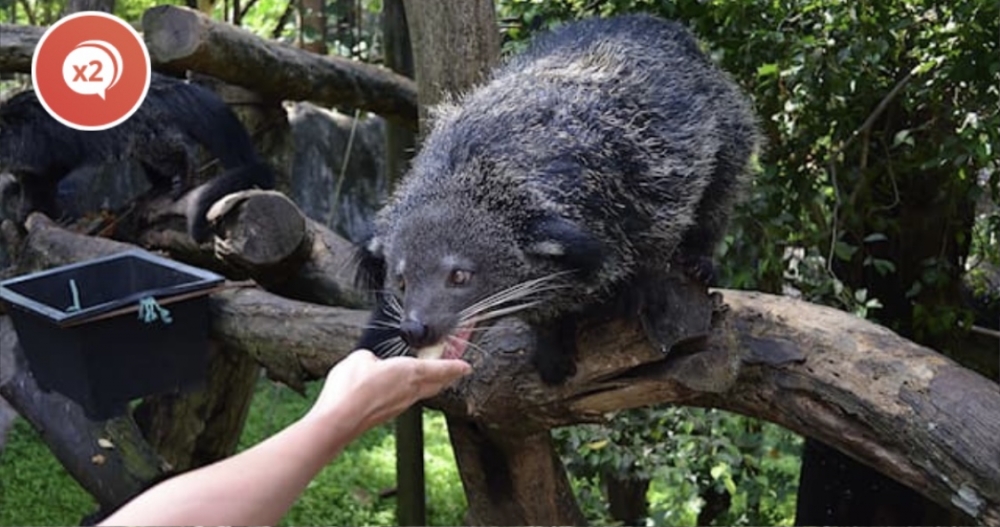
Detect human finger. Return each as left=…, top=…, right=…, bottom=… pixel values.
left=411, top=360, right=472, bottom=398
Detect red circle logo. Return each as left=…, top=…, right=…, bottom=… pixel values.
left=31, top=11, right=151, bottom=131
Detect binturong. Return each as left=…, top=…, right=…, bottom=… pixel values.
left=355, top=13, right=763, bottom=385
left=0, top=72, right=275, bottom=243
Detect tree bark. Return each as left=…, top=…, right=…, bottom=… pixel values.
left=401, top=0, right=500, bottom=135
left=136, top=189, right=369, bottom=310
left=0, top=23, right=43, bottom=74
left=447, top=419, right=586, bottom=526
left=140, top=5, right=416, bottom=128
left=63, top=0, right=115, bottom=15
left=395, top=2, right=545, bottom=524
left=0, top=11, right=419, bottom=129
left=297, top=0, right=327, bottom=54
left=603, top=472, right=651, bottom=526
left=381, top=1, right=423, bottom=524
left=132, top=341, right=259, bottom=472
left=381, top=0, right=414, bottom=189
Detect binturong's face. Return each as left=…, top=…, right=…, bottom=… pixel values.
left=369, top=185, right=607, bottom=361
left=378, top=204, right=537, bottom=361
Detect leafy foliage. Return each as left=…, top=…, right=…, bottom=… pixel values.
left=553, top=407, right=802, bottom=525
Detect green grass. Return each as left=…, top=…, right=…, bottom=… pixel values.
left=0, top=419, right=97, bottom=526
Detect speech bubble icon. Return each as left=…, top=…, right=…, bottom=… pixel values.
left=61, top=40, right=123, bottom=100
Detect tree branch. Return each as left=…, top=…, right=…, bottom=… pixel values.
left=0, top=9, right=418, bottom=129
left=0, top=22, right=41, bottom=73
left=141, top=5, right=417, bottom=128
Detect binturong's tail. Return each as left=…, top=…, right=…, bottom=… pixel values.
left=151, top=74, right=263, bottom=170
left=149, top=74, right=277, bottom=242
left=186, top=161, right=276, bottom=243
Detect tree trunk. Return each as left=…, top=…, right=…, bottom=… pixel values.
left=64, top=0, right=115, bottom=15
left=401, top=0, right=500, bottom=136
left=298, top=0, right=327, bottom=54
left=331, top=0, right=358, bottom=57
left=382, top=1, right=423, bottom=525
left=381, top=0, right=414, bottom=189
left=397, top=3, right=573, bottom=524
left=447, top=418, right=586, bottom=526
left=132, top=342, right=259, bottom=472
left=603, top=472, right=651, bottom=526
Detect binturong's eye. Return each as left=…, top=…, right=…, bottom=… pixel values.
left=447, top=269, right=473, bottom=287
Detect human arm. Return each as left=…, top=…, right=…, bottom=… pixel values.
left=98, top=350, right=472, bottom=527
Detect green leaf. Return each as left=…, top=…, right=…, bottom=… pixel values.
left=757, top=63, right=779, bottom=77
left=586, top=439, right=609, bottom=450
left=834, top=241, right=858, bottom=261
left=854, top=288, right=868, bottom=302
left=911, top=57, right=940, bottom=75
left=710, top=462, right=728, bottom=480
left=893, top=129, right=915, bottom=148
left=724, top=475, right=738, bottom=496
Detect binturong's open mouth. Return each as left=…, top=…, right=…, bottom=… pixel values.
left=416, top=322, right=475, bottom=360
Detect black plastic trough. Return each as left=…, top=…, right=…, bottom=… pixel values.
left=0, top=249, right=224, bottom=420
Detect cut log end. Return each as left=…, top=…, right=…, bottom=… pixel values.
left=141, top=6, right=205, bottom=64
left=206, top=189, right=308, bottom=268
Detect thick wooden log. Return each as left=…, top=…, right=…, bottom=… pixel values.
left=132, top=341, right=260, bottom=471
left=0, top=13, right=418, bottom=129
left=0, top=23, right=42, bottom=74
left=207, top=286, right=365, bottom=391
left=426, top=293, right=1000, bottom=525
left=137, top=189, right=369, bottom=310
left=447, top=417, right=586, bottom=526
left=140, top=6, right=418, bottom=128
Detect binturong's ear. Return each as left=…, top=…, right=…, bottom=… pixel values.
left=352, top=235, right=388, bottom=297
left=526, top=215, right=606, bottom=277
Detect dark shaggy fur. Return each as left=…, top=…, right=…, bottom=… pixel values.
left=357, top=14, right=762, bottom=384
left=0, top=72, right=275, bottom=242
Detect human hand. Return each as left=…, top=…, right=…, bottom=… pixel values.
left=305, top=349, right=472, bottom=439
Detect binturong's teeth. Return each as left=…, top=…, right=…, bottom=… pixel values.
left=416, top=343, right=446, bottom=360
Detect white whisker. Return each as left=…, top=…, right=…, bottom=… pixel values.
left=386, top=295, right=403, bottom=317
left=372, top=337, right=397, bottom=356
left=459, top=271, right=570, bottom=319
left=465, top=300, right=542, bottom=325
left=385, top=339, right=409, bottom=358
left=447, top=334, right=487, bottom=356
left=368, top=319, right=400, bottom=330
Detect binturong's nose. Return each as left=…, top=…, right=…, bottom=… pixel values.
left=400, top=318, right=434, bottom=348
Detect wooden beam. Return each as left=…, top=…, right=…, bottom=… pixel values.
left=0, top=10, right=418, bottom=129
